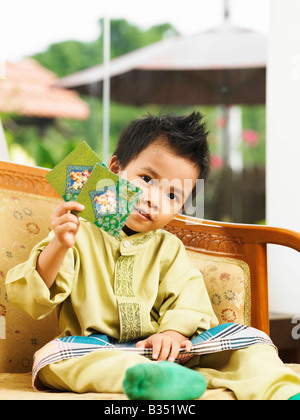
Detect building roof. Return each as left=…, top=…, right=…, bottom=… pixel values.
left=0, top=59, right=90, bottom=120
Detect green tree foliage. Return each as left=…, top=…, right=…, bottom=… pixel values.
left=5, top=19, right=179, bottom=167
left=110, top=20, right=177, bottom=59
left=34, top=40, right=99, bottom=78
left=33, top=19, right=178, bottom=77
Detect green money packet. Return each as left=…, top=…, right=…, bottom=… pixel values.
left=45, top=142, right=143, bottom=238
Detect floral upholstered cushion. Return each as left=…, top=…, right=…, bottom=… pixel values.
left=186, top=250, right=251, bottom=326
left=0, top=189, right=62, bottom=373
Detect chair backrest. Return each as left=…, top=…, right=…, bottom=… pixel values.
left=1, top=161, right=299, bottom=372
left=165, top=215, right=300, bottom=335
left=0, top=162, right=62, bottom=372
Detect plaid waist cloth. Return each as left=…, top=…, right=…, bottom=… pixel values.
left=32, top=323, right=275, bottom=390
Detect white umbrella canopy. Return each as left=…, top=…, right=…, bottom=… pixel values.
left=138, top=22, right=267, bottom=71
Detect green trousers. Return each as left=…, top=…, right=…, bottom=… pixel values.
left=38, top=344, right=300, bottom=400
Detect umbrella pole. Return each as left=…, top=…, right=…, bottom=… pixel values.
left=0, top=118, right=10, bottom=161
left=102, top=15, right=111, bottom=165
left=224, top=0, right=230, bottom=21
left=220, top=105, right=233, bottom=221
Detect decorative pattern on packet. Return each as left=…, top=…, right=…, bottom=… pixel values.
left=45, top=142, right=143, bottom=238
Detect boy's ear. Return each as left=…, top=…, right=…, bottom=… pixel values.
left=109, top=155, right=120, bottom=174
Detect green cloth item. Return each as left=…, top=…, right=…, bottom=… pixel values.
left=123, top=361, right=207, bottom=400
left=289, top=393, right=300, bottom=400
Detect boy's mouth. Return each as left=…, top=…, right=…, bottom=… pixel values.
left=133, top=208, right=152, bottom=221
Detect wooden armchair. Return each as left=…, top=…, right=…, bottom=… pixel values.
left=166, top=215, right=300, bottom=336
left=0, top=160, right=299, bottom=400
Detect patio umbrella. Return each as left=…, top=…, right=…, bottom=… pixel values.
left=56, top=19, right=267, bottom=106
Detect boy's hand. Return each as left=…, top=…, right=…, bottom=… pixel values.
left=51, top=201, right=85, bottom=249
left=136, top=331, right=192, bottom=362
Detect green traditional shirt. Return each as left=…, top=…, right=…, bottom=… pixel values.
left=6, top=219, right=218, bottom=342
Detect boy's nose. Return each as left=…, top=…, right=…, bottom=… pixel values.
left=141, top=190, right=159, bottom=213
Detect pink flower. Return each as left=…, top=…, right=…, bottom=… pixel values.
left=242, top=129, right=260, bottom=147
left=216, top=116, right=228, bottom=129
left=211, top=154, right=224, bottom=170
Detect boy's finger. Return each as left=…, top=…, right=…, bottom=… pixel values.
left=55, top=222, right=79, bottom=235
left=157, top=339, right=172, bottom=362
left=54, top=212, right=80, bottom=227
left=168, top=341, right=181, bottom=363
left=152, top=338, right=163, bottom=360
left=54, top=201, right=84, bottom=217
left=182, top=340, right=193, bottom=352
left=136, top=339, right=146, bottom=349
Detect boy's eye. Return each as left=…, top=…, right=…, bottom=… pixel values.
left=141, top=175, right=153, bottom=184
left=167, top=192, right=178, bottom=202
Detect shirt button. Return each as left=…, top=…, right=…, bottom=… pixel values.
left=123, top=240, right=130, bottom=248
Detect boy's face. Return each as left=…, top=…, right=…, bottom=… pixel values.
left=109, top=139, right=199, bottom=233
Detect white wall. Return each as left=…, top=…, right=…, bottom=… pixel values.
left=266, top=0, right=300, bottom=314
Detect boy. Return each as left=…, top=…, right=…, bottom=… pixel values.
left=5, top=113, right=300, bottom=400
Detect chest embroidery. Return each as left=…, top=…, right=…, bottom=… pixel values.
left=115, top=255, right=141, bottom=342
left=118, top=301, right=141, bottom=343
left=115, top=256, right=135, bottom=298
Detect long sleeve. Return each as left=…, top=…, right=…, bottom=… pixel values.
left=5, top=232, right=77, bottom=320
